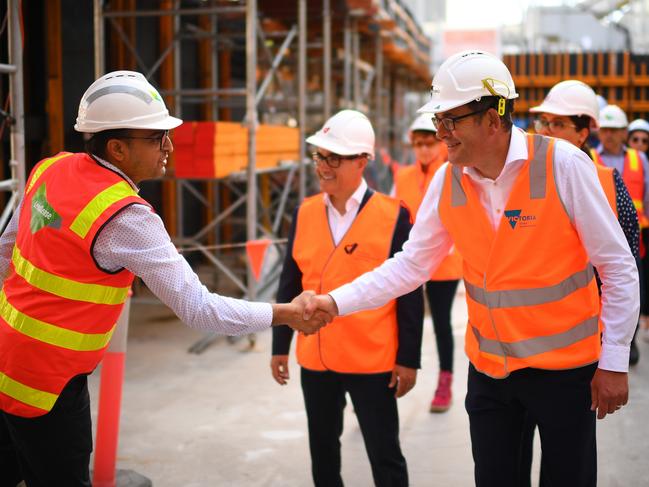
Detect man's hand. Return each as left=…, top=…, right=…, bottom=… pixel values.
left=388, top=365, right=417, bottom=398
left=590, top=368, right=628, bottom=419
left=303, top=293, right=339, bottom=320
left=271, top=291, right=334, bottom=335
left=271, top=355, right=290, bottom=385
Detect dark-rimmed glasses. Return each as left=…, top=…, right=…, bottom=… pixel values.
left=119, top=130, right=169, bottom=150
left=312, top=151, right=362, bottom=168
left=534, top=119, right=576, bottom=133
left=432, top=107, right=490, bottom=132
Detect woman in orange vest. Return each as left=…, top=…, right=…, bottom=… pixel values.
left=525, top=80, right=640, bottom=487
left=392, top=114, right=461, bottom=412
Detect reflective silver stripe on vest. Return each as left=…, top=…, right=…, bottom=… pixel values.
left=86, top=85, right=153, bottom=105
left=451, top=166, right=466, bottom=207
left=529, top=134, right=548, bottom=199
left=471, top=315, right=599, bottom=358
left=465, top=265, right=594, bottom=308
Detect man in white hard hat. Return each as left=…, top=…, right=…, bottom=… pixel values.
left=0, top=70, right=329, bottom=486
left=303, top=50, right=638, bottom=486
left=270, top=109, right=423, bottom=487
left=392, top=114, right=461, bottom=413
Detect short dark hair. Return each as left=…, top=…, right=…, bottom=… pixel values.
left=467, top=95, right=514, bottom=131
left=411, top=130, right=437, bottom=137
left=570, top=115, right=591, bottom=133
left=84, top=129, right=132, bottom=160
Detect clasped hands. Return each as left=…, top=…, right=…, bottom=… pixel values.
left=273, top=291, right=340, bottom=335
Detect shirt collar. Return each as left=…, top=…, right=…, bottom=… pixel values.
left=463, top=127, right=528, bottom=179
left=323, top=178, right=367, bottom=212
left=91, top=154, right=139, bottom=192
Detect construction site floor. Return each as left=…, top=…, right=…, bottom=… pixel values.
left=88, top=287, right=649, bottom=486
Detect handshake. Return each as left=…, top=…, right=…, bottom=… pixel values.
left=271, top=291, right=340, bottom=335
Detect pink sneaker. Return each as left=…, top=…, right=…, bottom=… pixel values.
left=429, top=371, right=453, bottom=413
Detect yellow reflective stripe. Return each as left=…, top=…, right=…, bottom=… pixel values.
left=0, top=290, right=115, bottom=352
left=633, top=199, right=644, bottom=211
left=11, top=246, right=129, bottom=305
left=69, top=181, right=138, bottom=239
left=628, top=150, right=639, bottom=172
left=25, top=153, right=73, bottom=195
left=0, top=371, right=57, bottom=412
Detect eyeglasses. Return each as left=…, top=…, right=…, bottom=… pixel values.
left=533, top=119, right=576, bottom=133
left=119, top=130, right=169, bottom=150
left=630, top=135, right=649, bottom=145
left=432, top=107, right=490, bottom=132
left=312, top=151, right=362, bottom=168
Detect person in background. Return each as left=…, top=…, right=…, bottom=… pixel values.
left=522, top=79, right=640, bottom=487
left=0, top=70, right=328, bottom=487
left=271, top=109, right=423, bottom=487
left=392, top=114, right=461, bottom=413
left=627, top=118, right=649, bottom=342
left=592, top=104, right=649, bottom=364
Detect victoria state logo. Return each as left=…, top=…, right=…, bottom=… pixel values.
left=504, top=209, right=537, bottom=229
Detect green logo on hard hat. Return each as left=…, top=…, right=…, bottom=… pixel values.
left=30, top=183, right=61, bottom=234
left=149, top=90, right=162, bottom=102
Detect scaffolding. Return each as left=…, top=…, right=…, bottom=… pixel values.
left=0, top=0, right=25, bottom=232
left=17, top=0, right=430, bottom=351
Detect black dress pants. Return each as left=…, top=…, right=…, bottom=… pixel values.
left=300, top=368, right=408, bottom=487
left=465, top=363, right=597, bottom=487
left=0, top=375, right=92, bottom=487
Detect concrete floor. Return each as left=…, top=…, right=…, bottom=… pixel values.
left=88, top=287, right=649, bottom=486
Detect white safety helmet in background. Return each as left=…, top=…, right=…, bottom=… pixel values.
left=599, top=105, right=629, bottom=129
left=306, top=109, right=375, bottom=158
left=596, top=94, right=608, bottom=112
left=418, top=49, right=518, bottom=114
left=529, top=80, right=600, bottom=129
left=628, top=119, right=649, bottom=134
left=409, top=113, right=437, bottom=134
left=75, top=70, right=183, bottom=133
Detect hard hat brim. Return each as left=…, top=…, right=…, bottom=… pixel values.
left=529, top=102, right=599, bottom=130
left=306, top=133, right=370, bottom=156
left=74, top=115, right=183, bottom=133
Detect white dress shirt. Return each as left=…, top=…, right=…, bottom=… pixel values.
left=330, top=128, right=639, bottom=372
left=323, top=178, right=367, bottom=245
left=0, top=156, right=273, bottom=335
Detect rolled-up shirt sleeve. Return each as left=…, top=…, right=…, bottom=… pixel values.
left=93, top=204, right=273, bottom=335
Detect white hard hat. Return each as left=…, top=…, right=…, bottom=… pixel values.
left=409, top=113, right=436, bottom=133
left=599, top=105, right=628, bottom=129
left=75, top=70, right=183, bottom=133
left=529, top=80, right=599, bottom=129
left=628, top=119, right=649, bottom=134
left=418, top=50, right=518, bottom=114
left=596, top=95, right=608, bottom=112
left=306, top=109, right=375, bottom=158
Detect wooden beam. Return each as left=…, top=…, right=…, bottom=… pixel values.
left=45, top=0, right=64, bottom=154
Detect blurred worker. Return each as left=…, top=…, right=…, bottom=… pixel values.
left=627, top=118, right=649, bottom=341
left=521, top=79, right=640, bottom=487
left=392, top=114, right=461, bottom=413
left=592, top=104, right=649, bottom=364
left=0, top=70, right=328, bottom=487
left=271, top=109, right=423, bottom=487
left=304, top=50, right=639, bottom=487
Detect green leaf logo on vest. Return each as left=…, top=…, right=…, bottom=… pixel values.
left=30, top=183, right=61, bottom=233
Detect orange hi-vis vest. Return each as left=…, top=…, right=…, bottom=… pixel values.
left=395, top=160, right=462, bottom=280
left=595, top=165, right=617, bottom=217
left=0, top=152, right=149, bottom=417
left=591, top=148, right=646, bottom=227
left=438, top=134, right=601, bottom=378
left=293, top=192, right=400, bottom=373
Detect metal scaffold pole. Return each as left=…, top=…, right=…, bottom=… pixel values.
left=246, top=0, right=258, bottom=300
left=297, top=0, right=306, bottom=202
left=8, top=0, right=25, bottom=197
left=322, top=0, right=331, bottom=121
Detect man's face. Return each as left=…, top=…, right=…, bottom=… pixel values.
left=312, top=148, right=366, bottom=199
left=599, top=127, right=627, bottom=154
left=411, top=132, right=443, bottom=166
left=112, top=129, right=172, bottom=184
left=433, top=104, right=490, bottom=167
